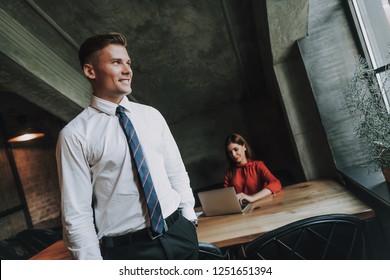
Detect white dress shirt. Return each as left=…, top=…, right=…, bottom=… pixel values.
left=56, top=95, right=196, bottom=259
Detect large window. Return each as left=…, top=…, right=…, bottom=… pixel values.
left=349, top=0, right=390, bottom=111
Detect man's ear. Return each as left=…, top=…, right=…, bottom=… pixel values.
left=83, top=64, right=95, bottom=79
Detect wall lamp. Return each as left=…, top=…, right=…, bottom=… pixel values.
left=7, top=127, right=45, bottom=143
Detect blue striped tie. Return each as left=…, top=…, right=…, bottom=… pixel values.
left=116, top=105, right=165, bottom=236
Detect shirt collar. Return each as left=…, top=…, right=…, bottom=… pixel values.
left=90, top=95, right=132, bottom=116
left=235, top=159, right=253, bottom=167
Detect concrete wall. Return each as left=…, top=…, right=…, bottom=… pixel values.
left=298, top=0, right=368, bottom=169
left=171, top=94, right=301, bottom=189
left=273, top=48, right=337, bottom=180
left=252, top=0, right=337, bottom=181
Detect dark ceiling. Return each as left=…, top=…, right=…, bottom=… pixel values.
left=0, top=0, right=268, bottom=125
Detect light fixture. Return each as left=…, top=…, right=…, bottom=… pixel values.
left=7, top=127, right=45, bottom=143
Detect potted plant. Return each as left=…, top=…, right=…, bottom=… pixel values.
left=343, top=56, right=390, bottom=183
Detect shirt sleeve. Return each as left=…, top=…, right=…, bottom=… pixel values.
left=160, top=115, right=197, bottom=221
left=56, top=128, right=102, bottom=260
left=257, top=161, right=282, bottom=193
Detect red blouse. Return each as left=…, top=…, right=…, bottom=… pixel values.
left=223, top=160, right=282, bottom=195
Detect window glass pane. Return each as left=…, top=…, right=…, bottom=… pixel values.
left=354, top=0, right=390, bottom=68
left=377, top=71, right=390, bottom=112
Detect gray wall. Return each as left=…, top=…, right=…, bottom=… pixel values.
left=172, top=94, right=300, bottom=189
left=298, top=0, right=367, bottom=170
left=256, top=0, right=336, bottom=181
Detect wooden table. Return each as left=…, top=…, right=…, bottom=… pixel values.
left=197, top=179, right=375, bottom=247
left=31, top=179, right=374, bottom=259
left=30, top=238, right=72, bottom=260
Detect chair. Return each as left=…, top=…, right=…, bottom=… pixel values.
left=0, top=240, right=20, bottom=260
left=16, top=229, right=61, bottom=255
left=198, top=242, right=230, bottom=260
left=242, top=214, right=369, bottom=260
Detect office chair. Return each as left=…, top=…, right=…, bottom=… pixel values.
left=198, top=242, right=230, bottom=260
left=16, top=228, right=61, bottom=255
left=0, top=240, right=20, bottom=260
left=242, top=214, right=369, bottom=260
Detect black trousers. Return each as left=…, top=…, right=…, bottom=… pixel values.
left=101, top=215, right=199, bottom=260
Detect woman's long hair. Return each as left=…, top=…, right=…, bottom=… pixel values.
left=224, top=133, right=253, bottom=168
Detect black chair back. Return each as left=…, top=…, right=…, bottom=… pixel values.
left=243, top=214, right=368, bottom=260
left=0, top=240, right=20, bottom=260
left=16, top=229, right=61, bottom=255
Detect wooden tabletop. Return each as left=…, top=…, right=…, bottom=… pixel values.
left=31, top=179, right=374, bottom=259
left=197, top=179, right=375, bottom=248
left=30, top=238, right=72, bottom=260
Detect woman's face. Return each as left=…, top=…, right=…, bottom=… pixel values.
left=226, top=142, right=247, bottom=165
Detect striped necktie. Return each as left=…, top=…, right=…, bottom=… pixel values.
left=116, top=105, right=165, bottom=237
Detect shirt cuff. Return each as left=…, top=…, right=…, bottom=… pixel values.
left=67, top=242, right=103, bottom=260
left=180, top=206, right=197, bottom=221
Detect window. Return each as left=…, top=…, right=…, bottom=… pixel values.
left=349, top=0, right=390, bottom=111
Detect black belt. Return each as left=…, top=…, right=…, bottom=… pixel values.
left=100, top=209, right=181, bottom=248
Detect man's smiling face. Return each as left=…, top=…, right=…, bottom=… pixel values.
left=86, top=44, right=133, bottom=103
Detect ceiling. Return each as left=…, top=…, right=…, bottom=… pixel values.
left=0, top=0, right=272, bottom=125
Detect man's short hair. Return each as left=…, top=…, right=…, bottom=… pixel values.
left=78, top=32, right=127, bottom=69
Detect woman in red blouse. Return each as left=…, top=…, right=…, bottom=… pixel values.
left=224, top=133, right=282, bottom=204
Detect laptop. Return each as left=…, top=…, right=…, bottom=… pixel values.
left=197, top=187, right=250, bottom=217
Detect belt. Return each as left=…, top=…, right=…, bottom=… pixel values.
left=100, top=209, right=181, bottom=248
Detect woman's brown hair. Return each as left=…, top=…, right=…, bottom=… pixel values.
left=224, top=133, right=253, bottom=167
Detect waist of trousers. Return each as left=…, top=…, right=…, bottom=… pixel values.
left=100, top=209, right=181, bottom=248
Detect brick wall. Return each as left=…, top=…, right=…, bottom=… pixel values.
left=1, top=92, right=64, bottom=237
left=4, top=113, right=63, bottom=230
left=12, top=144, right=61, bottom=226
left=10, top=110, right=63, bottom=228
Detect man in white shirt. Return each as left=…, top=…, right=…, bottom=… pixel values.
left=56, top=33, right=199, bottom=260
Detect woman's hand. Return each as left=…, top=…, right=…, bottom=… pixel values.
left=236, top=188, right=273, bottom=204
left=236, top=192, right=255, bottom=204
